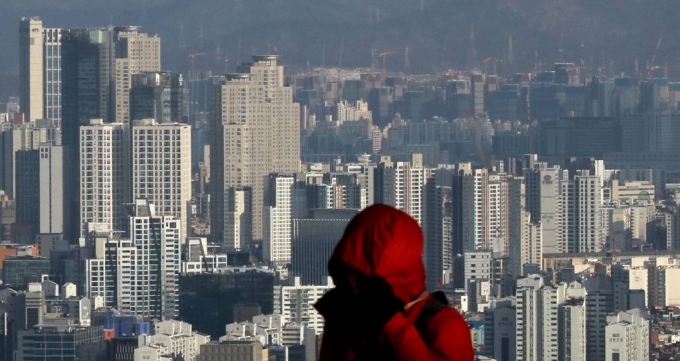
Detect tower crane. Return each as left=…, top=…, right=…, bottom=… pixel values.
left=379, top=50, right=398, bottom=81
left=189, top=52, right=205, bottom=74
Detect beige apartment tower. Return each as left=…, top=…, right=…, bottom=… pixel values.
left=19, top=17, right=44, bottom=122
left=132, top=119, right=192, bottom=242
left=114, top=27, right=161, bottom=123
left=211, top=55, right=300, bottom=244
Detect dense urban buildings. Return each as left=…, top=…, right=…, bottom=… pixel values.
left=5, top=9, right=680, bottom=360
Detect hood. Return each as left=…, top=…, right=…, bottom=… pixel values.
left=329, top=204, right=426, bottom=303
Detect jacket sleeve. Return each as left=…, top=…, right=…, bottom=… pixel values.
left=380, top=308, right=474, bottom=361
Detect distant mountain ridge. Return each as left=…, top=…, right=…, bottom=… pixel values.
left=1, top=0, right=679, bottom=77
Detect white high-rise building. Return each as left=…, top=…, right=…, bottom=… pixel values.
left=273, top=277, right=333, bottom=335
left=263, top=174, right=295, bottom=266
left=79, top=119, right=130, bottom=235
left=565, top=170, right=604, bottom=253
left=211, top=56, right=300, bottom=244
left=19, top=17, right=44, bottom=122
left=114, top=27, right=162, bottom=124
left=335, top=100, right=372, bottom=123
left=131, top=119, right=191, bottom=241
left=516, top=276, right=543, bottom=361
left=524, top=163, right=565, bottom=254
left=605, top=309, right=649, bottom=361
left=39, top=143, right=63, bottom=234
left=85, top=199, right=181, bottom=320
left=373, top=154, right=426, bottom=224
left=516, top=278, right=586, bottom=361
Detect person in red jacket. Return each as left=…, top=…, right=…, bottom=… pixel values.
left=314, top=204, right=474, bottom=361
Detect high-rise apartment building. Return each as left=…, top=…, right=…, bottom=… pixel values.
left=131, top=119, right=191, bottom=241
left=79, top=120, right=130, bottom=235
left=558, top=298, right=586, bottom=361
left=263, top=173, right=295, bottom=266
left=85, top=199, right=181, bottom=320
left=113, top=27, right=162, bottom=124
left=130, top=72, right=186, bottom=123
left=565, top=170, right=604, bottom=253
left=422, top=182, right=452, bottom=291
left=62, top=26, right=160, bottom=241
left=373, top=154, right=426, bottom=224
left=211, top=56, right=300, bottom=244
left=19, top=18, right=44, bottom=123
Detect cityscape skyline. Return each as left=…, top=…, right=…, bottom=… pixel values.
left=1, top=8, right=680, bottom=361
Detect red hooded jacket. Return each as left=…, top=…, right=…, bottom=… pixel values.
left=315, top=204, right=474, bottom=361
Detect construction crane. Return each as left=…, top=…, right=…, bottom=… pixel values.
left=464, top=113, right=493, bottom=170
left=379, top=50, right=398, bottom=81
left=189, top=52, right=205, bottom=74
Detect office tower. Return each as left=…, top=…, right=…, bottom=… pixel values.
left=43, top=27, right=62, bottom=122
left=79, top=120, right=130, bottom=236
left=113, top=27, right=162, bottom=124
left=263, top=173, right=295, bottom=266
left=523, top=163, right=564, bottom=254
left=367, top=87, right=394, bottom=127
left=483, top=298, right=516, bottom=361
left=1, top=120, right=60, bottom=199
left=2, top=256, right=50, bottom=290
left=85, top=199, right=181, bottom=320
left=16, top=324, right=104, bottom=361
left=131, top=119, right=191, bottom=241
left=373, top=154, right=426, bottom=224
left=61, top=26, right=159, bottom=240
left=565, top=170, right=603, bottom=253
left=39, top=143, right=64, bottom=234
left=62, top=27, right=115, bottom=241
left=19, top=17, right=44, bottom=122
left=558, top=298, right=586, bottom=361
left=224, top=187, right=252, bottom=251
left=605, top=309, right=649, bottom=361
left=130, top=72, right=187, bottom=123
left=179, top=270, right=275, bottom=339
left=211, top=56, right=300, bottom=244
left=14, top=149, right=40, bottom=235
left=273, top=277, right=333, bottom=334
left=422, top=182, right=452, bottom=291
left=291, top=209, right=357, bottom=285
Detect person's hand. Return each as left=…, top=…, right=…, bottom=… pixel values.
left=356, top=276, right=405, bottom=334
